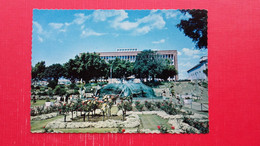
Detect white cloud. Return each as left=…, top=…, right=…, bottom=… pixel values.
left=48, top=23, right=64, bottom=29
left=182, top=48, right=200, bottom=56
left=161, top=10, right=178, bottom=19
left=152, top=39, right=165, bottom=44
left=92, top=10, right=166, bottom=35
left=92, top=10, right=127, bottom=22
left=33, top=21, right=43, bottom=34
left=37, top=36, right=43, bottom=42
left=81, top=29, right=106, bottom=37
left=81, top=25, right=85, bottom=30
left=134, top=13, right=165, bottom=34
left=178, top=51, right=182, bottom=56
left=193, top=55, right=200, bottom=59
left=179, top=62, right=194, bottom=68
left=113, top=21, right=139, bottom=30
left=73, top=13, right=90, bottom=25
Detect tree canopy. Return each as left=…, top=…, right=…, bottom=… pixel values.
left=71, top=52, right=109, bottom=83
left=177, top=10, right=208, bottom=49
left=108, top=58, right=134, bottom=79
left=134, top=50, right=177, bottom=81
left=44, top=63, right=65, bottom=82
left=32, top=61, right=46, bottom=81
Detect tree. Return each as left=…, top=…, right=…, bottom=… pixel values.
left=109, top=58, right=134, bottom=80
left=177, top=10, right=208, bottom=49
left=157, top=59, right=178, bottom=81
left=158, top=64, right=178, bottom=81
left=31, top=61, right=46, bottom=81
left=44, top=63, right=65, bottom=85
left=134, top=50, right=164, bottom=81
left=64, top=59, right=78, bottom=83
left=74, top=52, right=109, bottom=83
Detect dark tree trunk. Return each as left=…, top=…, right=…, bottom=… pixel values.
left=83, top=113, right=86, bottom=122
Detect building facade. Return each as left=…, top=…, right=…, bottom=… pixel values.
left=187, top=56, right=208, bottom=81
left=96, top=48, right=178, bottom=80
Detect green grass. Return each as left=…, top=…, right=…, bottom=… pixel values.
left=31, top=99, right=55, bottom=107
left=56, top=128, right=117, bottom=133
left=31, top=115, right=63, bottom=131
left=138, top=114, right=171, bottom=130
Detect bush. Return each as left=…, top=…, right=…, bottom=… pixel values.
left=160, top=101, right=180, bottom=115
left=73, top=89, right=79, bottom=95
left=54, top=85, right=67, bottom=96
left=144, top=101, right=154, bottom=111
left=48, top=80, right=57, bottom=89
left=157, top=125, right=168, bottom=133
left=135, top=101, right=144, bottom=112
left=155, top=101, right=161, bottom=109
left=69, top=83, right=76, bottom=89
left=46, top=98, right=51, bottom=102
left=183, top=117, right=209, bottom=133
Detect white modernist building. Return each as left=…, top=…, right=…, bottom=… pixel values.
left=187, top=56, right=208, bottom=81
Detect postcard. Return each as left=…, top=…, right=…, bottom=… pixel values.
left=31, top=9, right=208, bottom=133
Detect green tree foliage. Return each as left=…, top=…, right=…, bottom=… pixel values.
left=157, top=59, right=178, bottom=81
left=44, top=64, right=65, bottom=81
left=31, top=61, right=46, bottom=81
left=64, top=59, right=78, bottom=83
left=108, top=58, right=134, bottom=79
left=177, top=10, right=208, bottom=49
left=53, top=85, right=67, bottom=96
left=67, top=52, right=109, bottom=83
left=134, top=50, right=166, bottom=81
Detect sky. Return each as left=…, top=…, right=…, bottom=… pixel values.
left=32, top=10, right=207, bottom=79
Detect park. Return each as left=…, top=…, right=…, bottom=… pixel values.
left=30, top=50, right=208, bottom=134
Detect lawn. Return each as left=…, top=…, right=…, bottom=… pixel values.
left=31, top=99, right=55, bottom=107
left=138, top=114, right=171, bottom=130
left=31, top=115, right=63, bottom=131
left=56, top=128, right=117, bottom=133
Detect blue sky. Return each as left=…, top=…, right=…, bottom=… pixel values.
left=32, top=10, right=207, bottom=79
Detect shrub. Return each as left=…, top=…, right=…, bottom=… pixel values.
left=155, top=101, right=161, bottom=109
left=157, top=125, right=168, bottom=133
left=144, top=101, right=154, bottom=111
left=54, top=85, right=67, bottom=96
left=46, top=98, right=51, bottom=102
left=69, top=83, right=76, bottom=89
left=118, top=101, right=132, bottom=120
left=48, top=80, right=57, bottom=89
left=73, top=89, right=79, bottom=95
left=135, top=101, right=144, bottom=112
left=160, top=101, right=180, bottom=115
left=30, top=108, right=37, bottom=116
left=183, top=117, right=209, bottom=133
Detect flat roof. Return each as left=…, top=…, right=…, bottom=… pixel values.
left=97, top=50, right=177, bottom=56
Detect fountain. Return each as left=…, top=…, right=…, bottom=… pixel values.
left=96, top=80, right=156, bottom=98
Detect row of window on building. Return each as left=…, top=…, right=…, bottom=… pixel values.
left=190, top=71, right=202, bottom=77
left=100, top=54, right=175, bottom=63
left=116, top=48, right=138, bottom=52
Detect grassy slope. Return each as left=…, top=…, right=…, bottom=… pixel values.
left=31, top=99, right=56, bottom=107
left=57, top=128, right=117, bottom=133
left=138, top=114, right=171, bottom=130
